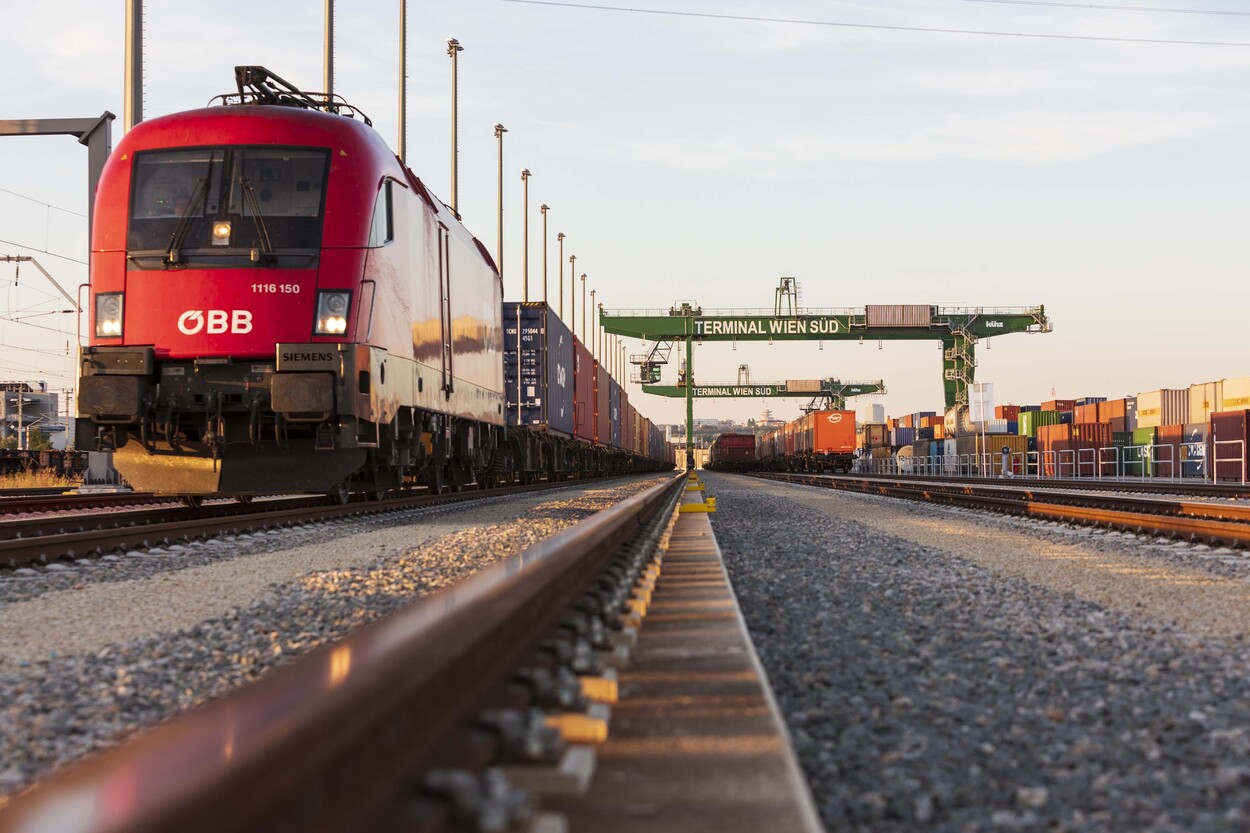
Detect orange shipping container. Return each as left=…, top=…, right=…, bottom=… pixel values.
left=795, top=410, right=857, bottom=454
left=1073, top=403, right=1100, bottom=424
left=1100, top=399, right=1127, bottom=422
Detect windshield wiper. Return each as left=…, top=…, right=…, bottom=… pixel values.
left=164, top=177, right=209, bottom=266
left=238, top=176, right=274, bottom=262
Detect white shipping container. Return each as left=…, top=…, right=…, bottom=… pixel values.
left=1135, top=389, right=1189, bottom=428
left=1189, top=381, right=1224, bottom=425
left=1223, top=375, right=1250, bottom=411
left=972, top=418, right=1010, bottom=434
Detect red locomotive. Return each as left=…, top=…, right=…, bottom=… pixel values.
left=76, top=68, right=667, bottom=501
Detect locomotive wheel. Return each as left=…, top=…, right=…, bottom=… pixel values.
left=180, top=495, right=203, bottom=509
left=326, top=479, right=351, bottom=506
left=234, top=495, right=253, bottom=505
left=366, top=490, right=386, bottom=502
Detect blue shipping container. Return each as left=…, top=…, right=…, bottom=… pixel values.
left=503, top=302, right=575, bottom=437
left=609, top=379, right=622, bottom=449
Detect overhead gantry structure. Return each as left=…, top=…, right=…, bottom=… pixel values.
left=642, top=375, right=886, bottom=412
left=600, top=279, right=1051, bottom=468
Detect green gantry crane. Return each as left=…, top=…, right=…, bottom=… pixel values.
left=601, top=278, right=1050, bottom=469
left=643, top=368, right=886, bottom=411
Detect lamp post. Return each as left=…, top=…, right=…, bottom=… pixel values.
left=580, top=273, right=587, bottom=348
left=540, top=204, right=549, bottom=304
left=556, top=233, right=565, bottom=320
left=589, top=289, right=596, bottom=357
left=520, top=169, right=531, bottom=300
left=494, top=124, right=506, bottom=281
left=447, top=38, right=463, bottom=217
left=569, top=254, right=577, bottom=338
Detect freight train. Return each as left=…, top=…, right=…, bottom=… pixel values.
left=704, top=411, right=857, bottom=473
left=705, top=432, right=755, bottom=471
left=74, top=67, right=671, bottom=502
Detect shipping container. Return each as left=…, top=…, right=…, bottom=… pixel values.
left=502, top=302, right=575, bottom=436
left=954, top=433, right=1029, bottom=464
left=1075, top=397, right=1106, bottom=406
left=595, top=364, right=610, bottom=446
left=795, top=410, right=857, bottom=456
left=1181, top=423, right=1208, bottom=478
left=1126, top=426, right=1157, bottom=476
left=891, top=426, right=916, bottom=446
left=865, top=304, right=934, bottom=328
left=1019, top=405, right=1041, bottom=413
left=573, top=337, right=595, bottom=443
left=995, top=404, right=1021, bottom=421
left=1099, top=398, right=1126, bottom=423
left=860, top=423, right=889, bottom=448
left=609, top=379, right=622, bottom=449
left=1135, top=389, right=1189, bottom=429
left=1211, top=410, right=1250, bottom=482
left=1154, top=424, right=1185, bottom=478
left=1124, top=396, right=1139, bottom=431
left=1188, top=381, right=1224, bottom=426
left=1073, top=403, right=1100, bottom=424
left=1223, top=377, right=1250, bottom=411
left=1017, top=409, right=1063, bottom=438
left=1042, top=422, right=1113, bottom=476
left=1042, top=399, right=1075, bottom=412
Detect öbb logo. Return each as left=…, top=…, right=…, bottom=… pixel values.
left=177, top=310, right=254, bottom=335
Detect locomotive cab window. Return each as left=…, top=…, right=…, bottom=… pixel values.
left=367, top=180, right=393, bottom=248
left=127, top=146, right=330, bottom=267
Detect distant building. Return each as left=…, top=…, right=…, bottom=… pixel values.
left=861, top=403, right=885, bottom=423
left=1, top=382, right=62, bottom=447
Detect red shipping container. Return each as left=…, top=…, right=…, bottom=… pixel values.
left=573, top=337, right=595, bottom=443
left=595, top=363, right=610, bottom=446
left=1108, top=416, right=1128, bottom=434
left=1211, top=410, right=1250, bottom=482
left=1155, top=424, right=1184, bottom=479
left=1070, top=422, right=1112, bottom=476
left=995, top=405, right=1021, bottom=421
left=1038, top=424, right=1072, bottom=476
left=621, top=391, right=632, bottom=453
left=1043, top=399, right=1076, bottom=412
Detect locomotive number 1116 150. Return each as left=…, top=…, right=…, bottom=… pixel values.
left=252, top=284, right=301, bottom=294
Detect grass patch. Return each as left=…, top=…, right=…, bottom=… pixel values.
left=0, top=469, right=81, bottom=490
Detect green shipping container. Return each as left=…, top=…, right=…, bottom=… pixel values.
left=1126, top=426, right=1157, bottom=476
left=1017, top=409, right=1063, bottom=438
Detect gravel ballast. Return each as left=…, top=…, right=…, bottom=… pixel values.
left=0, top=476, right=669, bottom=798
left=705, top=472, right=1250, bottom=832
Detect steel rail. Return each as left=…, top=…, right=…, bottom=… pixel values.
left=0, top=492, right=166, bottom=517
left=840, top=470, right=1250, bottom=500
left=0, top=475, right=660, bottom=568
left=0, top=473, right=685, bottom=833
left=751, top=472, right=1250, bottom=548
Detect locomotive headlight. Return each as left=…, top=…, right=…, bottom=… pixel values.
left=315, top=290, right=351, bottom=336
left=211, top=220, right=232, bottom=246
left=95, top=292, right=124, bottom=338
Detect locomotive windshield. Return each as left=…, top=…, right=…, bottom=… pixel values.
left=127, top=146, right=330, bottom=267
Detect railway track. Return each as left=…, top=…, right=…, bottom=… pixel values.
left=0, top=476, right=653, bottom=568
left=843, top=470, right=1250, bottom=500
left=0, top=474, right=686, bottom=833
left=750, top=472, right=1250, bottom=548
left=0, top=491, right=169, bottom=517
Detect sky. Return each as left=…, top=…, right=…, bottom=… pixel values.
left=1, top=0, right=1248, bottom=428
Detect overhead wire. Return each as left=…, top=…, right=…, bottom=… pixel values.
left=962, top=0, right=1250, bottom=17
left=499, top=0, right=1250, bottom=47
